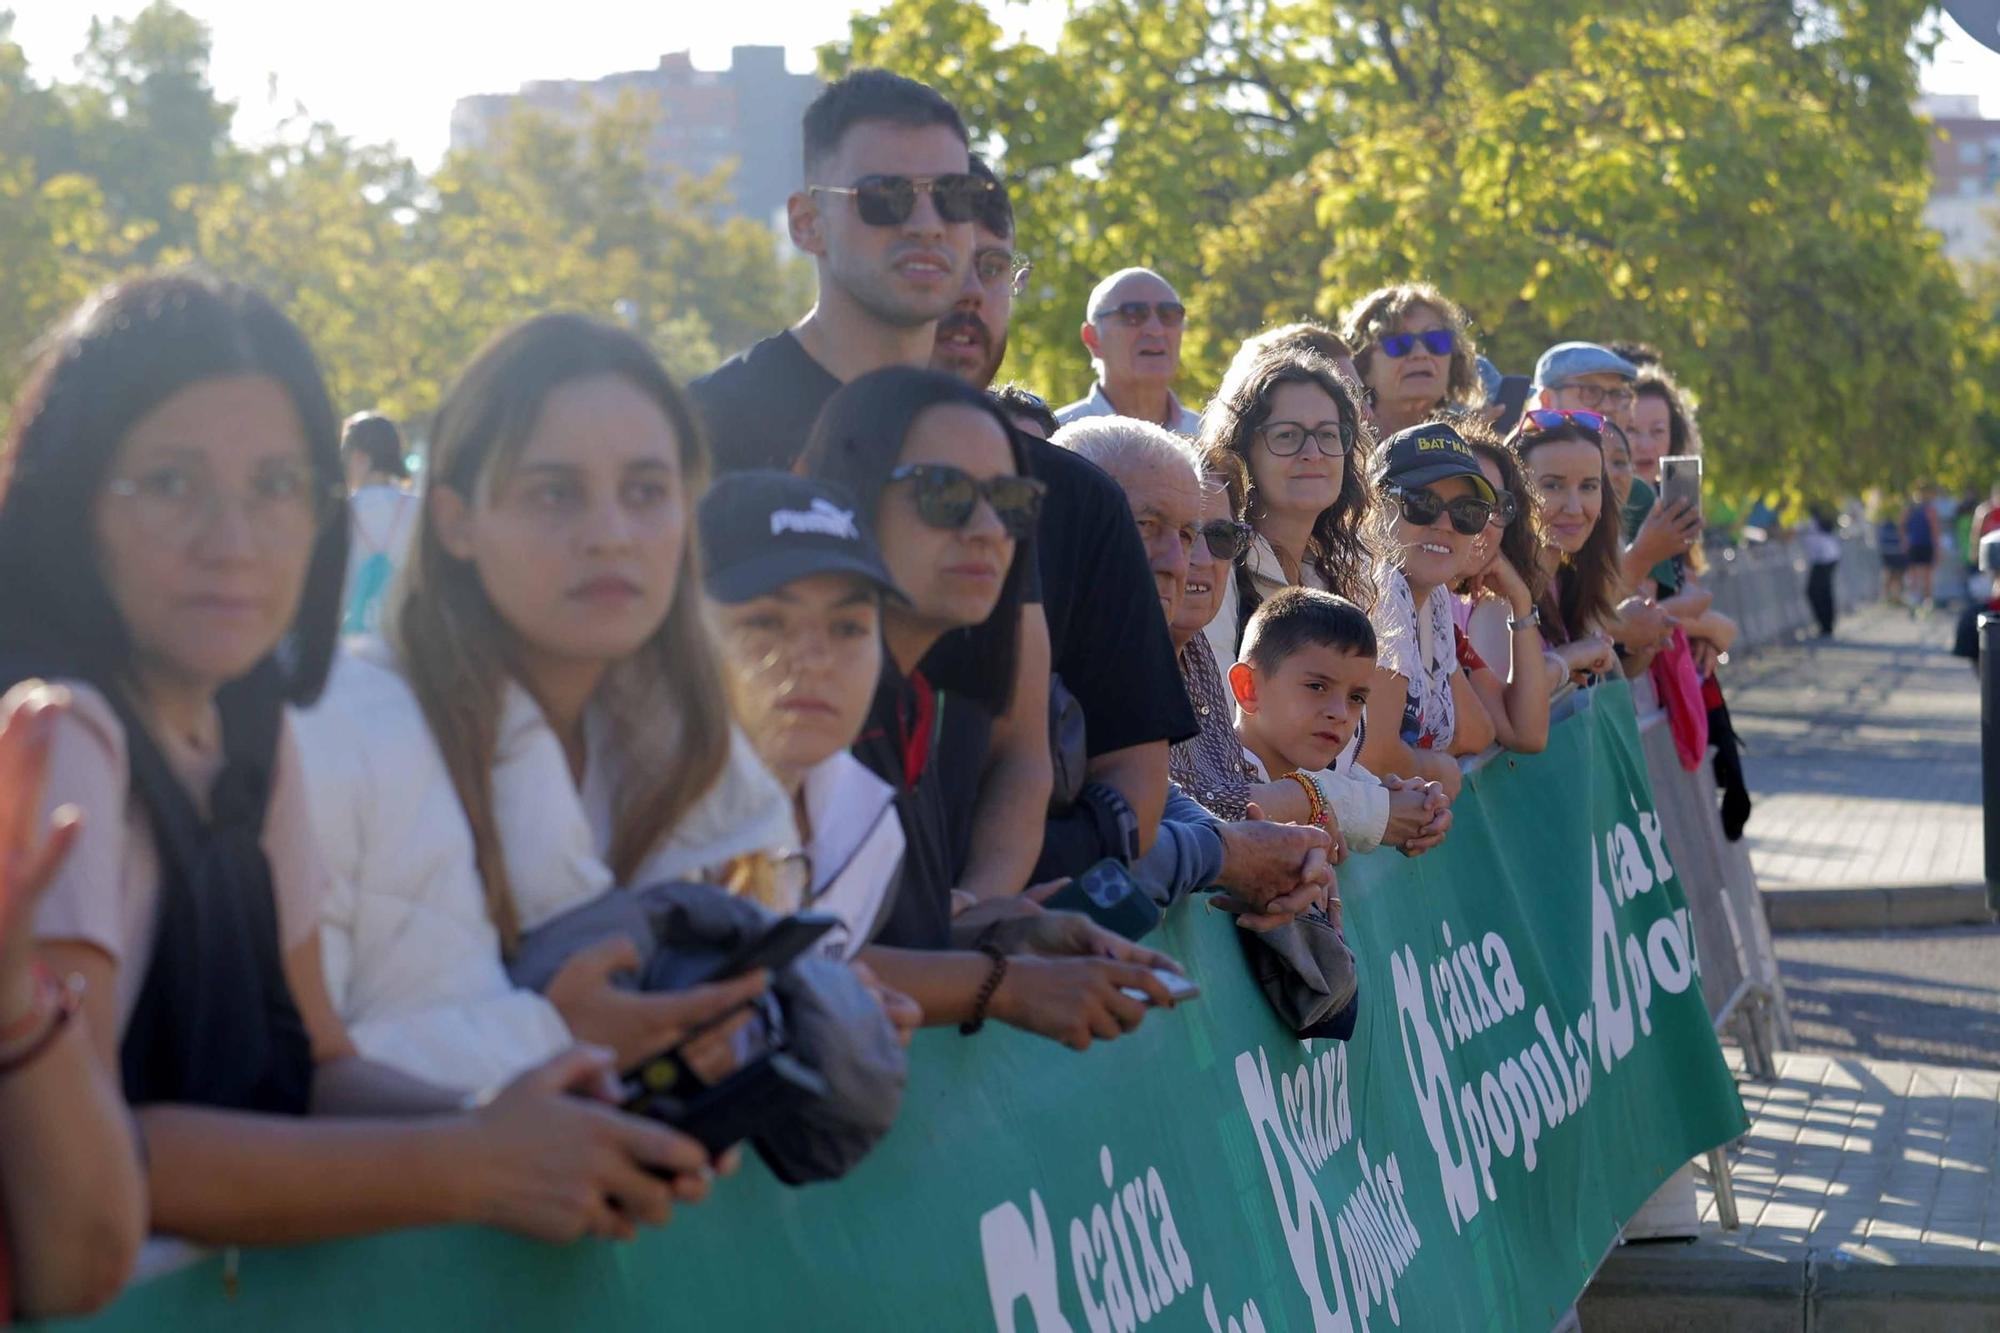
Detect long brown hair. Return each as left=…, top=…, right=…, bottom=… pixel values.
left=391, top=314, right=733, bottom=952
left=1200, top=344, right=1379, bottom=639
left=1465, top=432, right=1549, bottom=606
left=1510, top=419, right=1622, bottom=642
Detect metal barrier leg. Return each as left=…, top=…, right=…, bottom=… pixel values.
left=1706, top=1146, right=1741, bottom=1231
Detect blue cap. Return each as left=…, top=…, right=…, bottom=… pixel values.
left=1379, top=422, right=1497, bottom=504
left=1533, top=342, right=1638, bottom=390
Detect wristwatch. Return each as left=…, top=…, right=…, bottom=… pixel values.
left=1507, top=605, right=1541, bottom=631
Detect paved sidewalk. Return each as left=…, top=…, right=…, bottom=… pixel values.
left=1726, top=604, right=1990, bottom=928
left=1581, top=1050, right=2000, bottom=1329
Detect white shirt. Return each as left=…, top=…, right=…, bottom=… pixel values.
left=798, top=751, right=906, bottom=960
left=1371, top=565, right=1459, bottom=752
left=1203, top=531, right=1336, bottom=668
left=1237, top=743, right=1392, bottom=854
left=1054, top=381, right=1203, bottom=436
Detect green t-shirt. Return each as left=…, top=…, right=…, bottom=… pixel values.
left=1621, top=477, right=1682, bottom=594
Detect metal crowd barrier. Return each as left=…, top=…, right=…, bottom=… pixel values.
left=1701, top=531, right=1880, bottom=654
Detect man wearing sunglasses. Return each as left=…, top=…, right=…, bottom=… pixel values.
left=1054, top=268, right=1202, bottom=436
left=695, top=72, right=1060, bottom=912
left=928, top=158, right=1199, bottom=885
left=693, top=69, right=984, bottom=476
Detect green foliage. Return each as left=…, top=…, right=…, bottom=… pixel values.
left=0, top=3, right=807, bottom=431
left=827, top=0, right=1995, bottom=492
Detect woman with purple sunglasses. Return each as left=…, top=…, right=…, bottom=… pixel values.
left=1339, top=284, right=1486, bottom=438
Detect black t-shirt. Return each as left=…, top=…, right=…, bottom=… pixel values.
left=689, top=331, right=839, bottom=475
left=1027, top=437, right=1199, bottom=754
left=850, top=662, right=955, bottom=950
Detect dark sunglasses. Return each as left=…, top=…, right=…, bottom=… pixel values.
left=1513, top=408, right=1605, bottom=443
left=889, top=463, right=1046, bottom=540
left=1387, top=484, right=1493, bottom=536
left=1093, top=301, right=1187, bottom=329
left=1488, top=490, right=1520, bottom=528
left=1196, top=519, right=1254, bottom=561
left=1380, top=329, right=1454, bottom=358
left=810, top=172, right=993, bottom=227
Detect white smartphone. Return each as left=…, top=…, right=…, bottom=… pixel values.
left=1122, top=968, right=1202, bottom=1005
left=1659, top=454, right=1703, bottom=518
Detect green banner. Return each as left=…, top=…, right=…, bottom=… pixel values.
left=52, top=679, right=1744, bottom=1333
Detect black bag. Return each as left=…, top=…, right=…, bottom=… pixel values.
left=508, top=880, right=906, bottom=1185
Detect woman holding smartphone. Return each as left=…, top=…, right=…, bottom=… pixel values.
left=5, top=272, right=715, bottom=1248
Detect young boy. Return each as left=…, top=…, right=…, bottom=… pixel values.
left=1228, top=587, right=1451, bottom=855
left=698, top=471, right=909, bottom=958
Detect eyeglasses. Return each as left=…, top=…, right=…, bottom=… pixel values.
left=1092, top=301, right=1186, bottom=329
left=1552, top=382, right=1634, bottom=411
left=1256, top=418, right=1353, bottom=458
left=1380, top=329, right=1455, bottom=359
left=974, top=248, right=1034, bottom=296
left=1488, top=490, right=1520, bottom=528
left=888, top=463, right=1047, bottom=540
left=1386, top=484, right=1493, bottom=536
left=1195, top=519, right=1254, bottom=561
left=105, top=458, right=342, bottom=547
left=808, top=173, right=993, bottom=227
left=1514, top=408, right=1606, bottom=443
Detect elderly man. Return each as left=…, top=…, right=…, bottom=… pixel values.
left=1056, top=268, right=1202, bottom=435
left=1052, top=415, right=1339, bottom=924
left=1532, top=340, right=1640, bottom=429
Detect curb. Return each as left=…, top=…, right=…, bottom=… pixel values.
left=1762, top=882, right=1995, bottom=932
left=1580, top=1242, right=2000, bottom=1332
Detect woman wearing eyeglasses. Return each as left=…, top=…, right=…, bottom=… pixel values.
left=1198, top=344, right=1377, bottom=671
left=1356, top=423, right=1500, bottom=800
left=1340, top=284, right=1486, bottom=439
left=5, top=275, right=726, bottom=1252
left=1171, top=449, right=1448, bottom=854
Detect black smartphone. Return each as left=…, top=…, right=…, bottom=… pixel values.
left=649, top=912, right=840, bottom=992
left=1041, top=859, right=1159, bottom=941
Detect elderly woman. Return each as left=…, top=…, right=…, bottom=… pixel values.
left=1340, top=284, right=1485, bottom=439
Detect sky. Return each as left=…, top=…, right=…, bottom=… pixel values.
left=15, top=0, right=2000, bottom=169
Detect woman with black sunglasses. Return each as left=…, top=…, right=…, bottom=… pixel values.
left=1356, top=422, right=1500, bottom=800
left=800, top=367, right=1183, bottom=1047
left=1340, top=284, right=1486, bottom=439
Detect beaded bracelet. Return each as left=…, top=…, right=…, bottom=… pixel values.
left=1281, top=769, right=1328, bottom=829
left=960, top=942, right=1009, bottom=1036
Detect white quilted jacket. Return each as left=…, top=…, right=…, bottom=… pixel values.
left=293, top=644, right=793, bottom=1094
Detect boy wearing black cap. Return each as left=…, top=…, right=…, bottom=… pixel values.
left=1357, top=421, right=1502, bottom=799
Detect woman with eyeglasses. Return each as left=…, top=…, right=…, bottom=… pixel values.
left=1172, top=449, right=1449, bottom=853
left=1198, top=344, right=1378, bottom=673
left=1507, top=410, right=1625, bottom=686
left=801, top=367, right=1183, bottom=1049
left=4, top=274, right=725, bottom=1251
left=1451, top=436, right=1553, bottom=752
left=1356, top=422, right=1500, bottom=800
left=1340, top=284, right=1486, bottom=439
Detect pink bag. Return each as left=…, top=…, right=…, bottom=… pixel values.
left=1650, top=625, right=1710, bottom=770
